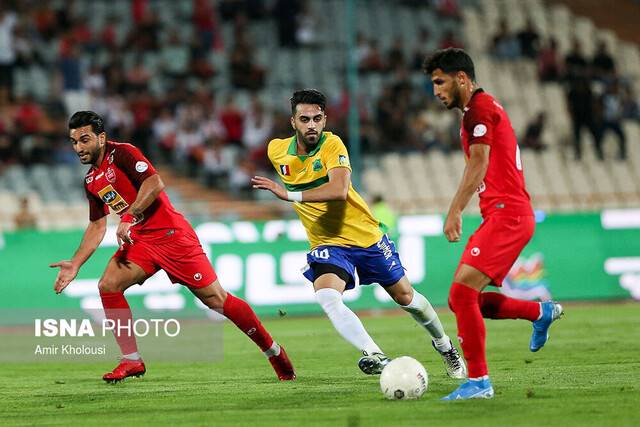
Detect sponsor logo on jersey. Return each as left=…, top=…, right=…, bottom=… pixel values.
left=338, top=155, right=348, bottom=166
left=85, top=175, right=94, bottom=184
left=312, top=159, right=323, bottom=171
left=471, top=247, right=480, bottom=256
left=473, top=124, right=487, bottom=137
left=194, top=273, right=202, bottom=281
left=97, top=185, right=129, bottom=213
left=377, top=238, right=393, bottom=260
left=108, top=150, right=115, bottom=164
left=95, top=172, right=104, bottom=180
left=279, top=164, right=290, bottom=176
left=106, top=167, right=116, bottom=183
left=135, top=161, right=148, bottom=173
left=476, top=181, right=486, bottom=193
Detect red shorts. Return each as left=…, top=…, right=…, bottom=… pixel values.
left=113, top=228, right=217, bottom=288
left=458, top=215, right=535, bottom=286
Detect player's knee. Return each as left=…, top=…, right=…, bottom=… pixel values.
left=391, top=289, right=413, bottom=306
left=198, top=286, right=227, bottom=310
left=315, top=287, right=342, bottom=312
left=98, top=278, right=123, bottom=294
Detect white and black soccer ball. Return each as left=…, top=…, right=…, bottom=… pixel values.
left=379, top=356, right=428, bottom=400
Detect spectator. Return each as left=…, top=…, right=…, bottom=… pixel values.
left=491, top=19, right=519, bottom=60
left=152, top=107, right=177, bottom=163
left=160, top=30, right=190, bottom=82
left=592, top=41, right=616, bottom=81
left=125, top=57, right=152, bottom=92
left=567, top=77, right=601, bottom=160
left=621, top=83, right=639, bottom=121
left=521, top=112, right=547, bottom=151
left=386, top=37, right=407, bottom=72
left=564, top=39, right=589, bottom=82
left=357, top=38, right=384, bottom=73
left=296, top=1, right=319, bottom=47
left=14, top=197, right=37, bottom=230
left=229, top=37, right=265, bottom=90
left=439, top=30, right=464, bottom=50
left=411, top=28, right=431, bottom=71
left=219, top=95, right=245, bottom=145
left=538, top=38, right=562, bottom=82
left=202, top=137, right=232, bottom=189
left=242, top=96, right=273, bottom=166
left=597, top=80, right=627, bottom=160
left=193, top=0, right=220, bottom=52
left=436, top=0, right=462, bottom=21
left=517, top=18, right=540, bottom=59
left=274, top=0, right=301, bottom=48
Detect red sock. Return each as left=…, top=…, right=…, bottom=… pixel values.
left=100, top=291, right=138, bottom=355
left=223, top=293, right=274, bottom=352
left=448, top=282, right=487, bottom=378
left=479, top=292, right=540, bottom=321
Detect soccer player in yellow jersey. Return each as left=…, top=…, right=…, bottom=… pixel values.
left=252, top=89, right=466, bottom=378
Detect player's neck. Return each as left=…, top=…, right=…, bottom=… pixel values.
left=459, top=83, right=478, bottom=110
left=93, top=147, right=106, bottom=168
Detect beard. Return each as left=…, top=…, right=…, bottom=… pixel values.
left=78, top=144, right=102, bottom=165
left=446, top=83, right=463, bottom=110
left=296, top=129, right=321, bottom=151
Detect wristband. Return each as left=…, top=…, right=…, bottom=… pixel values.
left=121, top=213, right=135, bottom=223
left=287, top=191, right=303, bottom=202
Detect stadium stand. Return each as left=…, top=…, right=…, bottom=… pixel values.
left=0, top=0, right=638, bottom=230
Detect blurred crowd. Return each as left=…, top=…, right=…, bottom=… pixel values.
left=0, top=0, right=470, bottom=197
left=489, top=18, right=639, bottom=160
left=2, top=0, right=637, bottom=203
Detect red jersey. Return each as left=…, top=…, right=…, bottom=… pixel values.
left=84, top=141, right=192, bottom=241
left=461, top=89, right=533, bottom=218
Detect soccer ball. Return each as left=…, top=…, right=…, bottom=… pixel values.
left=379, top=356, right=428, bottom=400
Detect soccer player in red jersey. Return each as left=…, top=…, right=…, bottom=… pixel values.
left=423, top=49, right=563, bottom=399
left=50, top=111, right=295, bottom=382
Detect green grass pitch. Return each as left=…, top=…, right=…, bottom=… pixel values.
left=1, top=302, right=638, bottom=427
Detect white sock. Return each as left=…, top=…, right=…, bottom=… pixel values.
left=263, top=342, right=281, bottom=358
left=123, top=352, right=140, bottom=360
left=316, top=288, right=382, bottom=355
left=401, top=290, right=452, bottom=352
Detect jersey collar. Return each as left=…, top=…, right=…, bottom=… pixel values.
left=287, top=132, right=328, bottom=160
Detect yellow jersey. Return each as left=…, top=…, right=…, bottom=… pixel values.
left=267, top=131, right=383, bottom=249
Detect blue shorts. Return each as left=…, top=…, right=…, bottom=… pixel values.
left=303, top=235, right=406, bottom=290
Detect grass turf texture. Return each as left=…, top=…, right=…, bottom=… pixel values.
left=1, top=302, right=638, bottom=427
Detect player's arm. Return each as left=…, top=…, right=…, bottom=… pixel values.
left=444, top=144, right=490, bottom=242
left=251, top=167, right=350, bottom=202
left=50, top=216, right=107, bottom=294
left=117, top=174, right=165, bottom=245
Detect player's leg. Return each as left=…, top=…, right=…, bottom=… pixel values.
left=99, top=256, right=149, bottom=382
left=312, top=264, right=387, bottom=374
left=442, top=263, right=495, bottom=400
left=187, top=277, right=295, bottom=380
left=384, top=276, right=466, bottom=379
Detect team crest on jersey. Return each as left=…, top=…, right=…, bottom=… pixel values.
left=312, top=159, right=323, bottom=171
left=473, top=124, right=487, bottom=137
left=106, top=167, right=116, bottom=183
left=97, top=185, right=129, bottom=213
left=279, top=165, right=290, bottom=176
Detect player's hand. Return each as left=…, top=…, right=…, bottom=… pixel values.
left=444, top=211, right=462, bottom=242
left=251, top=176, right=288, bottom=200
left=116, top=221, right=134, bottom=248
left=49, top=260, right=79, bottom=294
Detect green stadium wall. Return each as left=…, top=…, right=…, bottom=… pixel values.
left=1, top=211, right=639, bottom=324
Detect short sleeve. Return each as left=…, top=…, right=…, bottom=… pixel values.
left=85, top=186, right=108, bottom=222
left=322, top=137, right=352, bottom=172
left=463, top=105, right=495, bottom=146
left=113, top=144, right=157, bottom=188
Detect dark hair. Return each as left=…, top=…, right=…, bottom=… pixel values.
left=68, top=111, right=105, bottom=134
left=422, top=48, right=475, bottom=81
left=290, top=89, right=326, bottom=115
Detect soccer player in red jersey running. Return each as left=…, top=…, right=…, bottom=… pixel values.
left=50, top=111, right=295, bottom=382
left=423, top=49, right=563, bottom=399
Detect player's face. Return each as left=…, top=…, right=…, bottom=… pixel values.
left=291, top=104, right=326, bottom=149
left=69, top=125, right=106, bottom=165
left=431, top=69, right=462, bottom=110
